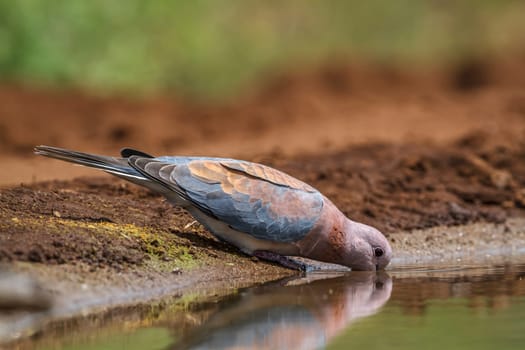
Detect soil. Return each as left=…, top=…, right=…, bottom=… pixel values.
left=1, top=54, right=525, bottom=340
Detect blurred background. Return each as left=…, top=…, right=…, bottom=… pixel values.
left=1, top=0, right=525, bottom=184
left=1, top=0, right=524, bottom=97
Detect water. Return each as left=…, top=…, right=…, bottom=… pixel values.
left=7, top=262, right=525, bottom=350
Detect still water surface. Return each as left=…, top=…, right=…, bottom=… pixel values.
left=31, top=262, right=525, bottom=349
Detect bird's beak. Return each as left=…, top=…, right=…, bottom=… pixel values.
left=375, top=264, right=379, bottom=271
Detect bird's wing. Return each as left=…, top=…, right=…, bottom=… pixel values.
left=129, top=157, right=324, bottom=242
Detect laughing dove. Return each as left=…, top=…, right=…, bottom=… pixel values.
left=34, top=146, right=392, bottom=271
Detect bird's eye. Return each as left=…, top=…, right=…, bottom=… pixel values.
left=374, top=247, right=384, bottom=257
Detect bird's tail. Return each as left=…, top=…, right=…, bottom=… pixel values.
left=34, top=145, right=145, bottom=181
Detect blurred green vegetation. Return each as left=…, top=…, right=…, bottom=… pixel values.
left=0, top=0, right=524, bottom=97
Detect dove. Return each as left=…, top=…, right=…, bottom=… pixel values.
left=34, top=146, right=392, bottom=271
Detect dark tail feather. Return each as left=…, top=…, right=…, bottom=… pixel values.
left=34, top=145, right=145, bottom=180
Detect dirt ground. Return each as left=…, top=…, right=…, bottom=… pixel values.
left=1, top=54, right=525, bottom=282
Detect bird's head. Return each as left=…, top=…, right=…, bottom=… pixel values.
left=341, top=221, right=392, bottom=271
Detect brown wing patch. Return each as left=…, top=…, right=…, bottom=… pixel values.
left=188, top=160, right=317, bottom=196
left=220, top=161, right=317, bottom=192
left=187, top=160, right=318, bottom=219
left=187, top=161, right=235, bottom=194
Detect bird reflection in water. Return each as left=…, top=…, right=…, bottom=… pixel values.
left=173, top=271, right=392, bottom=350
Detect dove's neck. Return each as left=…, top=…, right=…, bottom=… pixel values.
left=297, top=201, right=353, bottom=265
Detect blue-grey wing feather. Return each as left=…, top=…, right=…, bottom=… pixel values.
left=134, top=157, right=324, bottom=243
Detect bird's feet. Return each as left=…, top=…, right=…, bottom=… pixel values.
left=252, top=250, right=317, bottom=272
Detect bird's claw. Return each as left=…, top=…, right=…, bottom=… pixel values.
left=252, top=250, right=317, bottom=272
